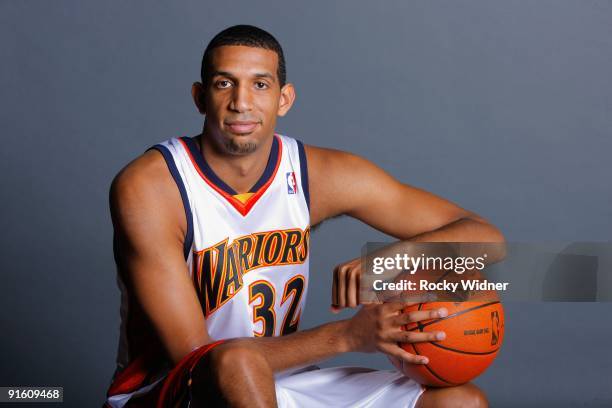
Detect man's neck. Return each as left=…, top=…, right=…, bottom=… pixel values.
left=196, top=133, right=274, bottom=194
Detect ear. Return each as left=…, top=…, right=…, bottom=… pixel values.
left=191, top=82, right=206, bottom=115
left=277, top=83, right=296, bottom=117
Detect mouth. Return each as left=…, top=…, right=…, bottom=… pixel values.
left=224, top=120, right=260, bottom=135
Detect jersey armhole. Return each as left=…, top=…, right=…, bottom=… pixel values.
left=296, top=139, right=311, bottom=211
left=146, top=145, right=194, bottom=260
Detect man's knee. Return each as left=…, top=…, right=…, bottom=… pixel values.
left=207, top=342, right=270, bottom=376
left=190, top=342, right=276, bottom=406
left=193, top=341, right=272, bottom=388
left=417, top=383, right=488, bottom=408
left=458, top=384, right=488, bottom=408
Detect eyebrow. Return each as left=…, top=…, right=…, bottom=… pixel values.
left=211, top=71, right=276, bottom=82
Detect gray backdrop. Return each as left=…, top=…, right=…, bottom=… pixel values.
left=1, top=1, right=611, bottom=407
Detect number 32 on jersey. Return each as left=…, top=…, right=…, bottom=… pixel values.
left=249, top=275, right=305, bottom=337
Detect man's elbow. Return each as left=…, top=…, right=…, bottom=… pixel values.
left=462, top=213, right=504, bottom=241
left=464, top=214, right=507, bottom=262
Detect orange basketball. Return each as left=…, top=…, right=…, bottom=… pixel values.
left=395, top=298, right=505, bottom=387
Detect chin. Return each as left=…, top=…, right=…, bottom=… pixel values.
left=223, top=134, right=259, bottom=155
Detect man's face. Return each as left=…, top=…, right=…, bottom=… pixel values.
left=195, top=45, right=294, bottom=155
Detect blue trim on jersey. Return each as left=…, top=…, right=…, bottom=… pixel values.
left=249, top=136, right=279, bottom=193
left=181, top=137, right=238, bottom=195
left=296, top=139, right=310, bottom=210
left=180, top=136, right=280, bottom=195
left=148, top=144, right=194, bottom=260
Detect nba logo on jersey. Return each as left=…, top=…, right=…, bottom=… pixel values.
left=286, top=172, right=298, bottom=194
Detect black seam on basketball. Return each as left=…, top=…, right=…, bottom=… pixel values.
left=407, top=301, right=500, bottom=331
left=412, top=343, right=457, bottom=386
left=428, top=341, right=500, bottom=355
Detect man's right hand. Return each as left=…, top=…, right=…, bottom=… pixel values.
left=342, top=302, right=448, bottom=365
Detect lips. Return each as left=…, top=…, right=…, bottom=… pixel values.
left=225, top=121, right=260, bottom=134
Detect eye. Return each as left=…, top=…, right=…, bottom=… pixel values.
left=255, top=81, right=269, bottom=90
left=215, top=80, right=232, bottom=89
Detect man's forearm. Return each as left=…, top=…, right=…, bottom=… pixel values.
left=410, top=216, right=504, bottom=243
left=372, top=217, right=505, bottom=265
left=410, top=216, right=506, bottom=264
left=225, top=319, right=352, bottom=373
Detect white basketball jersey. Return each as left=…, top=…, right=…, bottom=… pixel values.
left=152, top=134, right=310, bottom=340
left=107, top=134, right=424, bottom=408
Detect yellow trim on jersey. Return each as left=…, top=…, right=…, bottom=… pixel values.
left=233, top=192, right=255, bottom=204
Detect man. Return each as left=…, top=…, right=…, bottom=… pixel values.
left=105, top=25, right=504, bottom=407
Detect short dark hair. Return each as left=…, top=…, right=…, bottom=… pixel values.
left=201, top=25, right=286, bottom=87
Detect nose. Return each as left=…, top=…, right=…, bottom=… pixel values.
left=229, top=83, right=253, bottom=113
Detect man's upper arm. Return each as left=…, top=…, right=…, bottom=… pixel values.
left=110, top=151, right=211, bottom=364
left=307, top=145, right=482, bottom=239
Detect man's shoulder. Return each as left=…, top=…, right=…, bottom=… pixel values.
left=112, top=148, right=167, bottom=190
left=303, top=144, right=375, bottom=179
left=302, top=143, right=341, bottom=156
left=303, top=144, right=355, bottom=166
left=302, top=144, right=384, bottom=224
left=110, top=147, right=178, bottom=213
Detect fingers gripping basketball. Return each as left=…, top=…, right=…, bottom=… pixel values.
left=395, top=299, right=505, bottom=387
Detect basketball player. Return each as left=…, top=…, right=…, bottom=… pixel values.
left=105, top=25, right=504, bottom=408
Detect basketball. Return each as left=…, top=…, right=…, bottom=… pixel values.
left=395, top=297, right=505, bottom=387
